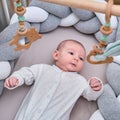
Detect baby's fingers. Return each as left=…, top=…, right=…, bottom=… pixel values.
left=4, top=78, right=18, bottom=88
left=4, top=79, right=10, bottom=88
left=91, top=82, right=102, bottom=91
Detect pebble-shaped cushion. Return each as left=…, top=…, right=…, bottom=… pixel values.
left=71, top=8, right=95, bottom=21
left=60, top=13, right=80, bottom=27
left=29, top=0, right=71, bottom=18
left=10, top=6, right=48, bottom=24
left=40, top=14, right=60, bottom=33
left=74, top=17, right=101, bottom=34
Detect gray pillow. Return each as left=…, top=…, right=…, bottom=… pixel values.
left=29, top=0, right=71, bottom=18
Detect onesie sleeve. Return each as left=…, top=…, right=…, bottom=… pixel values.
left=82, top=78, right=103, bottom=101
left=10, top=64, right=43, bottom=87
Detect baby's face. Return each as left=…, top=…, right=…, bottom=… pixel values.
left=53, top=41, right=86, bottom=72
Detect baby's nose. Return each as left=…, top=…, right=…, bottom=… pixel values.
left=74, top=56, right=79, bottom=61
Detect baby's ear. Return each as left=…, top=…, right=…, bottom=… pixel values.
left=53, top=50, right=59, bottom=60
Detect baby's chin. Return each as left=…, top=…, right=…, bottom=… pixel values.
left=68, top=67, right=81, bottom=72
left=57, top=65, right=80, bottom=72
left=66, top=69, right=80, bottom=73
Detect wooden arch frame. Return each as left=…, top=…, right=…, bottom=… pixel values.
left=41, top=0, right=120, bottom=16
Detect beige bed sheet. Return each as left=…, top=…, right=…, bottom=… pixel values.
left=0, top=27, right=107, bottom=120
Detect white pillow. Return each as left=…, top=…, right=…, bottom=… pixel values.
left=60, top=13, right=80, bottom=27
left=10, top=6, right=48, bottom=24
left=89, top=110, right=104, bottom=120
left=0, top=61, right=11, bottom=80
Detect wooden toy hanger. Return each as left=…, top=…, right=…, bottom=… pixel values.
left=10, top=0, right=42, bottom=51
left=41, top=0, right=120, bottom=16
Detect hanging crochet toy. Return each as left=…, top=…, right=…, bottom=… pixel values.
left=10, top=0, right=41, bottom=51
left=87, top=0, right=120, bottom=64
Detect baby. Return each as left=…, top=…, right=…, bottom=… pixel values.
left=4, top=39, right=103, bottom=120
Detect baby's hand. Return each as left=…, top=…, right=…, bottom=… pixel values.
left=89, top=77, right=102, bottom=91
left=4, top=77, right=18, bottom=88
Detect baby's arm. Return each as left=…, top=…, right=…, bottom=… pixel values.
left=4, top=77, right=19, bottom=89
left=4, top=64, right=44, bottom=90
left=82, top=77, right=103, bottom=101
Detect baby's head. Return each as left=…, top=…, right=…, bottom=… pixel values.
left=53, top=39, right=86, bottom=72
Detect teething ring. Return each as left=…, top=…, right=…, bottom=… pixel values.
left=100, top=25, right=112, bottom=35
left=9, top=27, right=42, bottom=51
left=93, top=45, right=104, bottom=54
left=18, top=27, right=27, bottom=35
left=100, top=0, right=113, bottom=35
left=87, top=50, right=113, bottom=64
left=87, top=42, right=113, bottom=64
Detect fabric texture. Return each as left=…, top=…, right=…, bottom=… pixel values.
left=98, top=84, right=120, bottom=120
left=0, top=80, right=4, bottom=95
left=7, top=64, right=103, bottom=120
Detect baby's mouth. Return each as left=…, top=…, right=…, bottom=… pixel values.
left=71, top=63, right=76, bottom=67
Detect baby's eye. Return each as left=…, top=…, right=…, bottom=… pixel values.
left=79, top=57, right=84, bottom=61
left=68, top=52, right=74, bottom=55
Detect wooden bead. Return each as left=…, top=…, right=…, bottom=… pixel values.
left=100, top=25, right=113, bottom=35
left=15, top=6, right=26, bottom=15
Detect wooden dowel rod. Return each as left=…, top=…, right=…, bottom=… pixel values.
left=41, top=0, right=120, bottom=16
